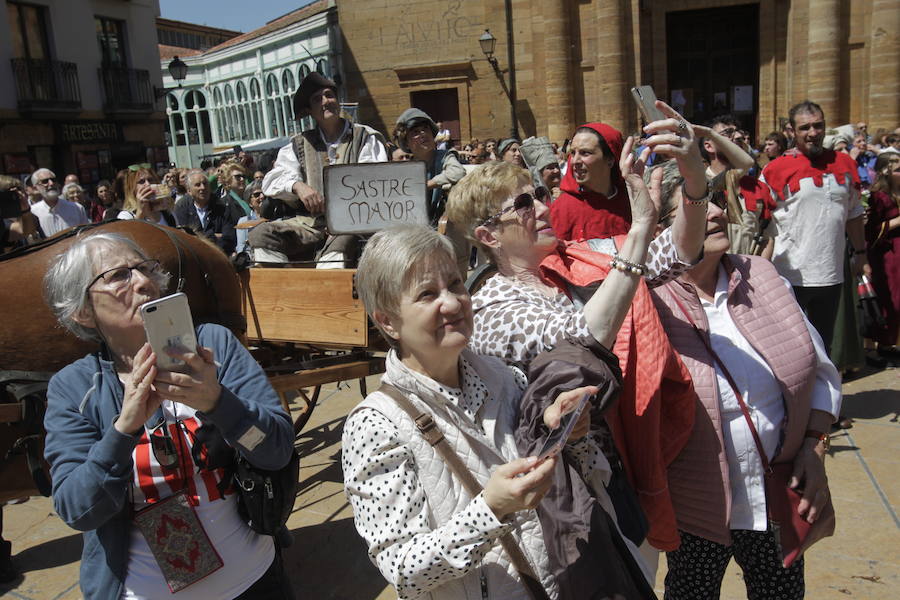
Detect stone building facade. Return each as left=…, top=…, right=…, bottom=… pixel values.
left=337, top=0, right=899, bottom=145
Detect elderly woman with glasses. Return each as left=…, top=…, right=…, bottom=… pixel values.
left=444, top=103, right=711, bottom=567
left=343, top=225, right=654, bottom=599
left=643, top=159, right=841, bottom=599
left=236, top=181, right=266, bottom=254
left=42, top=232, right=295, bottom=600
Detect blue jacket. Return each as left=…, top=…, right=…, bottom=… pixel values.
left=43, top=323, right=294, bottom=600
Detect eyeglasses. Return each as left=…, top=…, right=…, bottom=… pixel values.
left=148, top=419, right=179, bottom=469
left=481, top=187, right=549, bottom=226
left=38, top=177, right=56, bottom=185
left=86, top=259, right=161, bottom=293
left=251, top=190, right=264, bottom=197
left=232, top=174, right=246, bottom=181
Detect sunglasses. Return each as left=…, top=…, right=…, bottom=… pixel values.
left=251, top=190, right=264, bottom=197
left=481, top=187, right=549, bottom=226
left=148, top=419, right=180, bottom=469
left=86, top=259, right=161, bottom=294
left=232, top=174, right=246, bottom=181
left=38, top=177, right=56, bottom=185
left=709, top=190, right=728, bottom=211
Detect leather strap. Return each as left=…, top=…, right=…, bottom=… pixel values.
left=668, top=292, right=772, bottom=472
left=377, top=383, right=551, bottom=600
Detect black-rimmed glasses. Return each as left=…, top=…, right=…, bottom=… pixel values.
left=481, top=187, right=549, bottom=226
left=86, top=259, right=161, bottom=294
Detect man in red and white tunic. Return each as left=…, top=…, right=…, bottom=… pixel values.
left=761, top=100, right=870, bottom=355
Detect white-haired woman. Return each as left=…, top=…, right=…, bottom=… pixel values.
left=343, top=225, right=654, bottom=600
left=42, top=232, right=295, bottom=600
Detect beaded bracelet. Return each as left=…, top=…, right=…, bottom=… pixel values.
left=609, top=253, right=646, bottom=276
left=681, top=181, right=710, bottom=206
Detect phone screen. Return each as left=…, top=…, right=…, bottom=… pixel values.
left=536, top=392, right=592, bottom=461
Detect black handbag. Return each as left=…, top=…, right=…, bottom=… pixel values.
left=194, top=414, right=300, bottom=537
left=232, top=449, right=300, bottom=536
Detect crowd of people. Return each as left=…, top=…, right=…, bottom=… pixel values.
left=0, top=69, right=898, bottom=599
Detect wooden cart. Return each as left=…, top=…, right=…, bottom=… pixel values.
left=240, top=267, right=386, bottom=435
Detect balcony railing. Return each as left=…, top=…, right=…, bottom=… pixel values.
left=98, top=67, right=154, bottom=112
left=10, top=58, right=82, bottom=111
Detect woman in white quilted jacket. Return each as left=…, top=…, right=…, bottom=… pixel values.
left=342, top=225, right=654, bottom=600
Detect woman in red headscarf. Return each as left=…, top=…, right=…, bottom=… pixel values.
left=551, top=123, right=632, bottom=242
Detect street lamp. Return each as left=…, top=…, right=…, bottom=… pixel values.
left=477, top=28, right=518, bottom=138
left=479, top=30, right=498, bottom=68
left=168, top=56, right=188, bottom=86
left=155, top=56, right=189, bottom=99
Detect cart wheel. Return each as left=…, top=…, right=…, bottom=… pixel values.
left=293, top=385, right=322, bottom=435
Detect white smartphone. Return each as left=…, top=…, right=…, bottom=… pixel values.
left=536, top=392, right=592, bottom=461
left=631, top=85, right=668, bottom=128
left=140, top=292, right=198, bottom=373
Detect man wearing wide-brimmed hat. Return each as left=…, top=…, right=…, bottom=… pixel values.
left=262, top=72, right=387, bottom=267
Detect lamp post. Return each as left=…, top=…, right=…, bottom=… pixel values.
left=478, top=28, right=518, bottom=138
left=155, top=56, right=189, bottom=99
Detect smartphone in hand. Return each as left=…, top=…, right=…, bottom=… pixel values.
left=140, top=292, right=198, bottom=373
left=536, top=392, right=592, bottom=461
left=631, top=86, right=668, bottom=130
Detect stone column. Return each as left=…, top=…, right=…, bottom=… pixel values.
left=868, top=0, right=900, bottom=131
left=594, top=0, right=629, bottom=130
left=807, top=0, right=841, bottom=121
left=543, top=0, right=574, bottom=143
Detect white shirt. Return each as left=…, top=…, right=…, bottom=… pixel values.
left=760, top=168, right=863, bottom=287
left=116, top=210, right=170, bottom=226
left=701, top=266, right=842, bottom=531
left=261, top=121, right=388, bottom=201
left=121, top=401, right=273, bottom=600
left=194, top=203, right=209, bottom=228
left=30, top=198, right=88, bottom=236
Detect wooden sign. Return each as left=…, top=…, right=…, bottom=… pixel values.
left=324, top=161, right=428, bottom=234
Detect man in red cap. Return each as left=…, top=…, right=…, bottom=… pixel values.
left=262, top=72, right=387, bottom=267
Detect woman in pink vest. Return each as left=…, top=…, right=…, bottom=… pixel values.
left=645, top=159, right=842, bottom=599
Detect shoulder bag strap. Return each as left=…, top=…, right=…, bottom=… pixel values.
left=377, top=383, right=550, bottom=600
left=667, top=292, right=771, bottom=472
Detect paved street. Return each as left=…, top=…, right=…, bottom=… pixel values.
left=1, top=365, right=896, bottom=600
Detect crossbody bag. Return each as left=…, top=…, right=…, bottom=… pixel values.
left=378, top=383, right=551, bottom=600
left=668, top=292, right=835, bottom=567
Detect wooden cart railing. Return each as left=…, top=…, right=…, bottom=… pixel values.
left=240, top=268, right=386, bottom=434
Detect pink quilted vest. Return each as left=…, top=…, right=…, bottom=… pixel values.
left=649, top=254, right=817, bottom=546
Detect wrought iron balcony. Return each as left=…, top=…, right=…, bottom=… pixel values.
left=10, top=58, right=82, bottom=112
left=98, top=67, right=154, bottom=112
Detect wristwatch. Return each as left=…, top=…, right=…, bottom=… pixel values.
left=805, top=429, right=830, bottom=451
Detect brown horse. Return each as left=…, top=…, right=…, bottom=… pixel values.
left=0, top=220, right=244, bottom=372
left=0, top=220, right=244, bottom=501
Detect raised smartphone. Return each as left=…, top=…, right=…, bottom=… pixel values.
left=140, top=292, right=197, bottom=372
left=631, top=85, right=668, bottom=127
left=536, top=392, right=592, bottom=461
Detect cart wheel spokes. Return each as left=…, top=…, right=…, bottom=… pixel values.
left=293, top=385, right=322, bottom=435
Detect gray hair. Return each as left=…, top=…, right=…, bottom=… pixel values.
left=43, top=232, right=170, bottom=342
left=643, top=159, right=683, bottom=228
left=356, top=225, right=456, bottom=346
left=186, top=168, right=206, bottom=186
left=62, top=183, right=84, bottom=198
left=31, top=168, right=54, bottom=186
